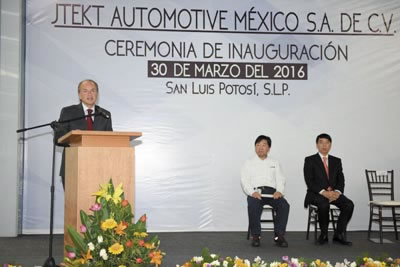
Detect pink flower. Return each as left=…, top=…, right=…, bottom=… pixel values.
left=80, top=225, right=87, bottom=233
left=140, top=215, right=147, bottom=222
left=67, top=252, right=76, bottom=259
left=121, top=200, right=129, bottom=207
left=90, top=203, right=101, bottom=211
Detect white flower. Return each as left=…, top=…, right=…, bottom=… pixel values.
left=326, top=261, right=333, bottom=267
left=87, top=242, right=95, bottom=251
left=291, top=258, right=300, bottom=266
left=97, top=235, right=103, bottom=244
left=223, top=260, right=229, bottom=267
left=335, top=263, right=345, bottom=267
left=350, top=262, right=357, bottom=267
left=244, top=259, right=251, bottom=266
left=193, top=256, right=204, bottom=263
left=270, top=261, right=281, bottom=267
left=254, top=256, right=262, bottom=263
left=210, top=254, right=217, bottom=258
left=99, top=248, right=108, bottom=260
left=210, top=260, right=220, bottom=266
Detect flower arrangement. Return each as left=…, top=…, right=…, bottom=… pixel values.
left=179, top=248, right=400, bottom=267
left=64, top=179, right=164, bottom=266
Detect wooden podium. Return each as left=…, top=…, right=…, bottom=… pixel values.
left=58, top=130, right=142, bottom=252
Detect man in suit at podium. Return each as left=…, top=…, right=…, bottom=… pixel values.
left=241, top=135, right=290, bottom=248
left=54, top=79, right=113, bottom=189
left=303, top=133, right=354, bottom=246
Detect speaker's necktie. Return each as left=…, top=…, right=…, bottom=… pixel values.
left=87, top=109, right=93, bottom=130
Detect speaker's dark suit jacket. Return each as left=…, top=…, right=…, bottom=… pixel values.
left=303, top=153, right=345, bottom=208
left=54, top=103, right=112, bottom=181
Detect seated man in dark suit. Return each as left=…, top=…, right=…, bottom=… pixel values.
left=54, top=79, right=113, bottom=189
left=303, top=133, right=354, bottom=245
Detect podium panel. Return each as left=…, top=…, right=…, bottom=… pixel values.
left=59, top=130, right=141, bottom=254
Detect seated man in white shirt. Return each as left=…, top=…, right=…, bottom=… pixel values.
left=241, top=135, right=290, bottom=247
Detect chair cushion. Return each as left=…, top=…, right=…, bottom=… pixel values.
left=308, top=204, right=339, bottom=210
left=370, top=200, right=400, bottom=206
left=262, top=204, right=273, bottom=209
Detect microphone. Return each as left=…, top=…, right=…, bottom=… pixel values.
left=97, top=107, right=110, bottom=119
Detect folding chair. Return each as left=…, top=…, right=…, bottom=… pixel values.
left=365, top=170, right=400, bottom=244
left=306, top=204, right=341, bottom=240
left=247, top=204, right=276, bottom=240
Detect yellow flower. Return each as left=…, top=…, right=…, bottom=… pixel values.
left=280, top=263, right=288, bottom=267
left=115, top=222, right=127, bottom=235
left=118, top=265, right=126, bottom=267
left=101, top=218, right=117, bottom=231
left=134, top=231, right=148, bottom=238
left=150, top=250, right=163, bottom=266
left=320, top=263, right=326, bottom=267
left=78, top=249, right=93, bottom=264
left=108, top=243, right=124, bottom=255
left=364, top=258, right=370, bottom=262
left=315, top=259, right=321, bottom=266
left=93, top=183, right=112, bottom=202
left=144, top=242, right=156, bottom=249
left=111, top=183, right=124, bottom=204
left=234, top=258, right=248, bottom=267
left=380, top=262, right=386, bottom=267
left=203, top=263, right=210, bottom=267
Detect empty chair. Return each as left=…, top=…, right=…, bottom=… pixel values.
left=365, top=170, right=400, bottom=244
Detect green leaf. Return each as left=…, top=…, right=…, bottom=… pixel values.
left=100, top=199, right=110, bottom=221
left=65, top=245, right=77, bottom=253
left=147, top=235, right=159, bottom=245
left=80, top=210, right=93, bottom=239
left=66, top=225, right=88, bottom=253
left=201, top=247, right=212, bottom=263
left=108, top=178, right=114, bottom=194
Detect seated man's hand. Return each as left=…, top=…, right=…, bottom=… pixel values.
left=331, top=191, right=341, bottom=201
left=322, top=190, right=336, bottom=202
left=321, top=190, right=332, bottom=199
left=273, top=191, right=283, bottom=199
left=252, top=192, right=262, bottom=200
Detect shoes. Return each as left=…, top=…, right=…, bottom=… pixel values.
left=333, top=233, right=352, bottom=246
left=251, top=235, right=260, bottom=247
left=275, top=235, right=288, bottom=247
left=317, top=233, right=328, bottom=245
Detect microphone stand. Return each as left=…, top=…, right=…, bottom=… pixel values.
left=16, top=112, right=104, bottom=267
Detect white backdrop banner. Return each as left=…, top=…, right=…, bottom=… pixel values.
left=24, top=0, right=400, bottom=233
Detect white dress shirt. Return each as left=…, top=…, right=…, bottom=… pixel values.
left=318, top=152, right=328, bottom=166
left=241, top=155, right=286, bottom=196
